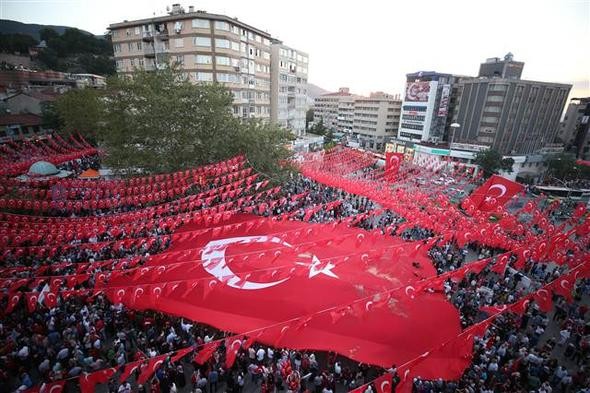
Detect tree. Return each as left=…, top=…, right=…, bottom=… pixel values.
left=474, top=149, right=514, bottom=177
left=305, top=108, right=314, bottom=131
left=310, top=119, right=327, bottom=135
left=59, top=67, right=293, bottom=176
left=0, top=33, right=37, bottom=54
left=546, top=153, right=577, bottom=180
left=39, top=28, right=59, bottom=42
left=53, top=88, right=103, bottom=143
left=40, top=101, right=63, bottom=130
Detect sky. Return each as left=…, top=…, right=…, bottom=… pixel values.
left=2, top=0, right=589, bottom=99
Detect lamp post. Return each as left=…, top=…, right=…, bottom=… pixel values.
left=448, top=123, right=460, bottom=172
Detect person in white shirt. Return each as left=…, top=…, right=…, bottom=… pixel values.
left=256, top=347, right=265, bottom=363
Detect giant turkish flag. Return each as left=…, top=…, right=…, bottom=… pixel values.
left=466, top=175, right=524, bottom=212
left=102, top=214, right=468, bottom=381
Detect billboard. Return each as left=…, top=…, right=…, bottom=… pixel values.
left=437, top=84, right=451, bottom=117
left=405, top=81, right=431, bottom=102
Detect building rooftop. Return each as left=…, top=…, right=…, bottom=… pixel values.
left=108, top=9, right=272, bottom=39
left=0, top=113, right=43, bottom=126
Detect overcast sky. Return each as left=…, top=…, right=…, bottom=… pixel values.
left=2, top=0, right=589, bottom=98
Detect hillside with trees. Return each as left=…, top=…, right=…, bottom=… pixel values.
left=0, top=20, right=115, bottom=75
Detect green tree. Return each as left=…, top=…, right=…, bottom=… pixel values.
left=310, top=118, right=327, bottom=135
left=40, top=101, right=63, bottom=130
left=53, top=88, right=103, bottom=142
left=305, top=108, right=314, bottom=131
left=0, top=33, right=37, bottom=54
left=474, top=149, right=515, bottom=177
left=39, top=28, right=59, bottom=42
left=546, top=153, right=576, bottom=180
left=61, top=68, right=294, bottom=176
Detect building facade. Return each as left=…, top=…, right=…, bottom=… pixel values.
left=109, top=5, right=273, bottom=120
left=352, top=92, right=401, bottom=150
left=558, top=97, right=590, bottom=160
left=270, top=42, right=308, bottom=136
left=313, top=87, right=356, bottom=131
left=451, top=78, right=571, bottom=155
left=397, top=72, right=468, bottom=143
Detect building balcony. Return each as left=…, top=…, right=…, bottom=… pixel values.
left=142, top=31, right=154, bottom=42
left=144, top=46, right=156, bottom=58
left=158, top=30, right=169, bottom=40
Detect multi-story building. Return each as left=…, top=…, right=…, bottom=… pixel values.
left=109, top=4, right=272, bottom=120
left=352, top=92, right=401, bottom=150
left=270, top=41, right=308, bottom=136
left=313, top=87, right=356, bottom=131
left=478, top=53, right=524, bottom=79
left=452, top=76, right=571, bottom=156
left=397, top=71, right=470, bottom=143
left=557, top=97, right=590, bottom=160
left=337, top=97, right=355, bottom=134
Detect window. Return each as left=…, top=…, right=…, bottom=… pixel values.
left=402, top=105, right=427, bottom=112
left=215, top=39, right=230, bottom=49
left=128, top=42, right=133, bottom=51
left=216, top=56, right=231, bottom=66
left=192, top=19, right=210, bottom=28
left=400, top=123, right=424, bottom=131
left=231, top=41, right=240, bottom=51
left=263, top=38, right=270, bottom=46
left=130, top=58, right=135, bottom=67
left=136, top=41, right=142, bottom=50
left=214, top=21, right=230, bottom=31
left=135, top=27, right=141, bottom=35
left=113, top=43, right=121, bottom=52
left=139, top=59, right=144, bottom=67
left=217, top=73, right=238, bottom=83
left=262, top=51, right=270, bottom=60
left=174, top=38, right=184, bottom=48
left=196, top=72, right=213, bottom=82
left=196, top=55, right=213, bottom=64
left=255, top=34, right=262, bottom=43
left=126, top=29, right=131, bottom=36
left=174, top=55, right=184, bottom=66
left=112, top=30, right=119, bottom=38
left=193, top=37, right=211, bottom=47
left=116, top=60, right=123, bottom=69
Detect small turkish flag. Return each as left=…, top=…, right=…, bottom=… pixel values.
left=6, top=293, right=21, bottom=314
left=25, top=292, right=39, bottom=313
left=467, top=175, right=524, bottom=212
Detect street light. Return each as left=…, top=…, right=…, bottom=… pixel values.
left=447, top=123, right=460, bottom=172
left=450, top=123, right=460, bottom=148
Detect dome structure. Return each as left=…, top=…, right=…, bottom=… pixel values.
left=28, top=161, right=59, bottom=176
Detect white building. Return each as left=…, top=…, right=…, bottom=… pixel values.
left=270, top=42, right=308, bottom=136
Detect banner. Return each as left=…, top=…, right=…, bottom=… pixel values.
left=103, top=214, right=468, bottom=377
left=385, top=152, right=404, bottom=173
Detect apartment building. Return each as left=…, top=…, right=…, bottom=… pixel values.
left=557, top=97, right=590, bottom=159
left=109, top=4, right=272, bottom=120
left=313, top=87, right=356, bottom=131
left=352, top=92, right=401, bottom=150
left=270, top=41, right=308, bottom=136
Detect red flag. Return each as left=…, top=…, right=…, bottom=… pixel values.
left=374, top=373, right=392, bottom=393
left=466, top=175, right=524, bottom=212
left=6, top=292, right=21, bottom=314
left=23, top=380, right=66, bottom=393
left=549, top=273, right=576, bottom=302
left=194, top=341, right=220, bottom=365
left=119, top=360, right=142, bottom=383
left=25, top=292, right=39, bottom=313
left=533, top=288, right=552, bottom=313
left=43, top=292, right=58, bottom=309
left=225, top=335, right=243, bottom=368
left=137, top=354, right=168, bottom=385
left=108, top=214, right=466, bottom=377
left=490, top=253, right=510, bottom=275
left=171, top=346, right=193, bottom=364
left=79, top=368, right=116, bottom=393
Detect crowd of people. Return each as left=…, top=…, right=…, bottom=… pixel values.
left=0, top=156, right=588, bottom=393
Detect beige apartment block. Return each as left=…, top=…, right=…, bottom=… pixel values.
left=109, top=5, right=272, bottom=120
